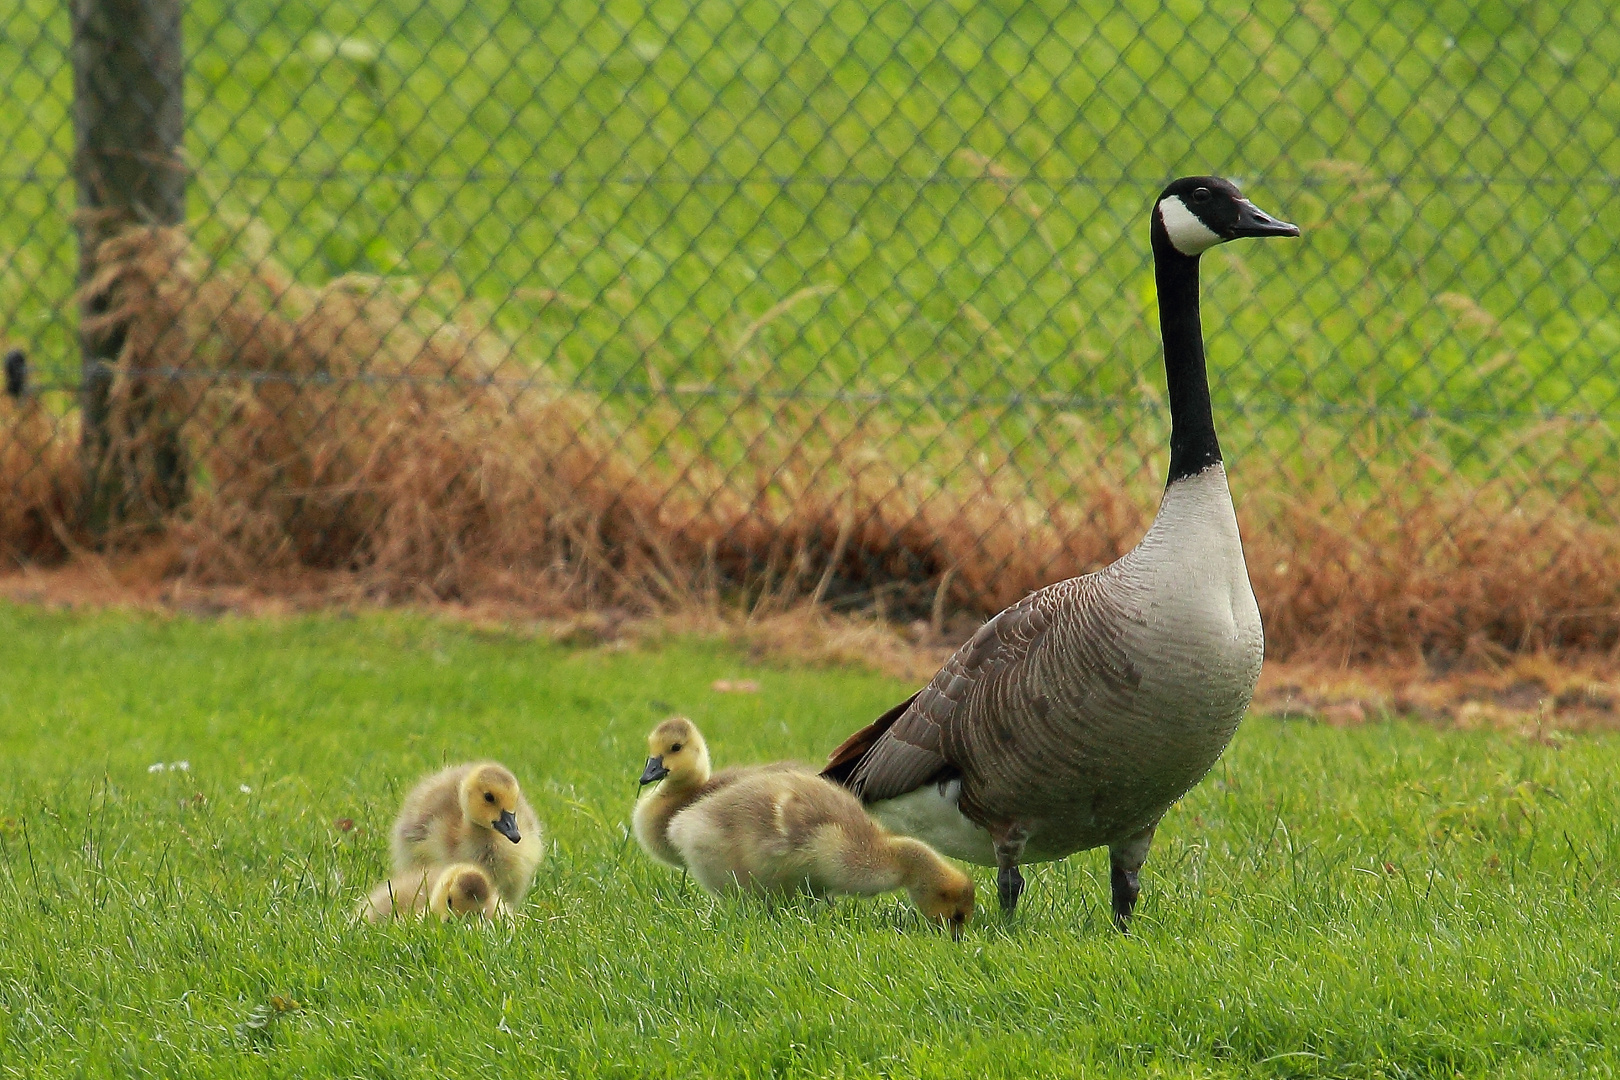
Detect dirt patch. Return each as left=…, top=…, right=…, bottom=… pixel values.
left=1253, top=655, right=1620, bottom=737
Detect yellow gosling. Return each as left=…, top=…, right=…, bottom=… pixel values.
left=633, top=717, right=804, bottom=869
left=358, top=868, right=435, bottom=923
left=427, top=862, right=506, bottom=921
left=391, top=762, right=543, bottom=906
left=357, top=862, right=506, bottom=923
left=666, top=769, right=974, bottom=937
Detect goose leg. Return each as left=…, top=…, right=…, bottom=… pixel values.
left=991, top=823, right=1030, bottom=914
left=1108, top=823, right=1157, bottom=933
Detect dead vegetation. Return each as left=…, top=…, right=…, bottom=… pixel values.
left=4, top=224, right=1620, bottom=674
left=0, top=394, right=80, bottom=563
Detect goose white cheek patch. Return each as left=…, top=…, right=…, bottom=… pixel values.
left=1158, top=196, right=1222, bottom=255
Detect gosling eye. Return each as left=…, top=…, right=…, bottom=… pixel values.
left=670, top=743, right=683, bottom=753
left=484, top=792, right=496, bottom=803
left=1192, top=186, right=1212, bottom=204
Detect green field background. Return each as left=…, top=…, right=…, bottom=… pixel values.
left=4, top=0, right=1619, bottom=492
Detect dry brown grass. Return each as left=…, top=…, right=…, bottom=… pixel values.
left=4, top=224, right=1620, bottom=670
left=1246, top=440, right=1620, bottom=662
left=0, top=395, right=81, bottom=564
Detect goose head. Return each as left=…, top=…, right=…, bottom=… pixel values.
left=4, top=349, right=25, bottom=399
left=1152, top=176, right=1299, bottom=258
left=909, top=866, right=976, bottom=941
left=430, top=862, right=500, bottom=920
left=458, top=763, right=525, bottom=844
left=639, top=716, right=710, bottom=788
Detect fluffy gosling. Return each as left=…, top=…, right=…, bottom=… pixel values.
left=667, top=769, right=975, bottom=937
left=391, top=762, right=543, bottom=906
left=358, top=862, right=506, bottom=923
left=429, top=862, right=506, bottom=920
left=633, top=716, right=804, bottom=868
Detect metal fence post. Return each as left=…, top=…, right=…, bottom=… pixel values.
left=71, top=0, right=187, bottom=531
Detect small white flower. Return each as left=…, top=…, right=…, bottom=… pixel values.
left=239, top=784, right=252, bottom=794
left=170, top=761, right=190, bottom=773
left=148, top=762, right=165, bottom=774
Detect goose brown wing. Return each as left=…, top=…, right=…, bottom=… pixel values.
left=825, top=590, right=1055, bottom=803
left=821, top=691, right=921, bottom=786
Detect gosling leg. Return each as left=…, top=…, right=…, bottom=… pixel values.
left=1108, top=822, right=1157, bottom=933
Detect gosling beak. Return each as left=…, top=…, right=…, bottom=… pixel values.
left=950, top=915, right=966, bottom=942
left=492, top=809, right=521, bottom=844
left=639, top=756, right=669, bottom=786
left=1229, top=199, right=1300, bottom=240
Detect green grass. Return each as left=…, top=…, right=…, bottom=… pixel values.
left=0, top=602, right=1616, bottom=1077
left=4, top=0, right=1620, bottom=484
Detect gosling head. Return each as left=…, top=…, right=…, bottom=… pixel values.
left=639, top=716, right=710, bottom=788
left=458, top=763, right=524, bottom=844
left=911, top=868, right=976, bottom=941
left=1152, top=176, right=1299, bottom=258
left=430, top=862, right=499, bottom=920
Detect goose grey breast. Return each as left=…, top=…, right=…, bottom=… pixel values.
left=848, top=464, right=1263, bottom=865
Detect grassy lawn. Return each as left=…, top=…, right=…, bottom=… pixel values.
left=0, top=602, right=1615, bottom=1077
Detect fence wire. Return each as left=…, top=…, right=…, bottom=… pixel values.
left=2, top=0, right=1619, bottom=658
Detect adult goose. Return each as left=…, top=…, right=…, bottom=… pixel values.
left=822, top=176, right=1298, bottom=929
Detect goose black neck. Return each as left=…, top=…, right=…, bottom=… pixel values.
left=1153, top=243, right=1221, bottom=485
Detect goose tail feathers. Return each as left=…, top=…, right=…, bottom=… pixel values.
left=821, top=691, right=920, bottom=790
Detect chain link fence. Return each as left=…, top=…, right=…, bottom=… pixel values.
left=2, top=0, right=1618, bottom=660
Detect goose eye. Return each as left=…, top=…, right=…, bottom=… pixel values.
left=484, top=792, right=496, bottom=803
left=670, top=743, right=683, bottom=753
left=1192, top=187, right=1212, bottom=204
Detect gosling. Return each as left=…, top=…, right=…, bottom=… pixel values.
left=391, top=762, right=543, bottom=906
left=633, top=716, right=805, bottom=868
left=358, top=862, right=506, bottom=923
left=428, top=862, right=507, bottom=921
left=667, top=769, right=975, bottom=937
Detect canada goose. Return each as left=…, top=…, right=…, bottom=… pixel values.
left=633, top=716, right=804, bottom=868
left=823, top=176, right=1298, bottom=929
left=357, top=862, right=506, bottom=923
left=391, top=762, right=543, bottom=906
left=666, top=769, right=974, bottom=937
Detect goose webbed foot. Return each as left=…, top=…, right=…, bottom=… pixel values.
left=1108, top=823, right=1157, bottom=934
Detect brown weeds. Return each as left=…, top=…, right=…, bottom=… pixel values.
left=4, top=224, right=1620, bottom=667
left=0, top=396, right=80, bottom=563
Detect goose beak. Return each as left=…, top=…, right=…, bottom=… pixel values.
left=492, top=809, right=521, bottom=844
left=1229, top=199, right=1300, bottom=239
left=949, top=914, right=966, bottom=942
left=639, top=756, right=669, bottom=786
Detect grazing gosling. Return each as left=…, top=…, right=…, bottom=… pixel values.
left=428, top=862, right=506, bottom=921
left=357, top=862, right=506, bottom=923
left=391, top=762, right=543, bottom=906
left=633, top=716, right=804, bottom=868
left=666, top=769, right=975, bottom=937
